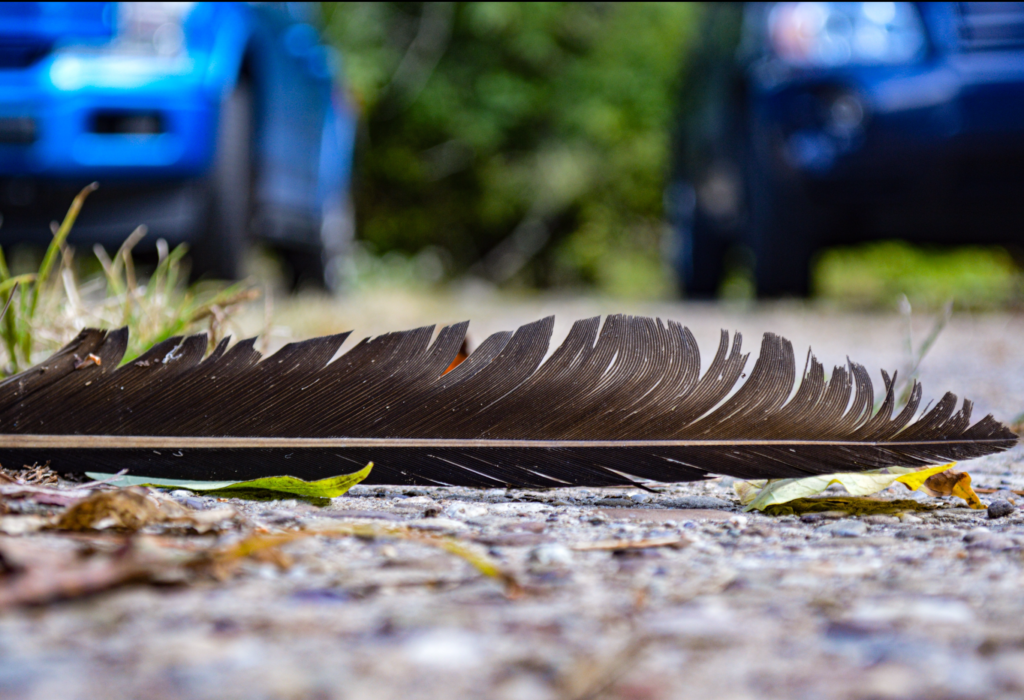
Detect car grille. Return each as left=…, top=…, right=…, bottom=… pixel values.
left=957, top=2, right=1024, bottom=51
left=0, top=117, right=37, bottom=145
left=954, top=2, right=1024, bottom=50
left=0, top=44, right=51, bottom=69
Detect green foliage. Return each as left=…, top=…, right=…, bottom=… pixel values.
left=814, top=241, right=1023, bottom=309
left=323, top=2, right=698, bottom=296
left=88, top=463, right=373, bottom=506
left=0, top=185, right=257, bottom=376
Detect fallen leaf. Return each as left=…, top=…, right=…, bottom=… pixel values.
left=50, top=488, right=238, bottom=533
left=86, top=464, right=373, bottom=504
left=736, top=463, right=976, bottom=512
left=53, top=488, right=173, bottom=531
left=760, top=497, right=938, bottom=517
left=921, top=470, right=985, bottom=509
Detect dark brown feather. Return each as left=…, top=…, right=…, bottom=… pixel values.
left=0, top=316, right=1015, bottom=487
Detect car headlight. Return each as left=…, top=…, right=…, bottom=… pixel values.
left=115, top=2, right=195, bottom=56
left=768, top=2, right=926, bottom=67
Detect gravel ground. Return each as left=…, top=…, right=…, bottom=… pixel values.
left=2, top=295, right=1023, bottom=700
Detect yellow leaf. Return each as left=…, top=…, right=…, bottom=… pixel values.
left=736, top=462, right=975, bottom=512
left=893, top=463, right=956, bottom=491
left=915, top=468, right=985, bottom=509
left=951, top=474, right=985, bottom=509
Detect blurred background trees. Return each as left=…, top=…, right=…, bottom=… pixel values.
left=322, top=2, right=1022, bottom=307
left=323, top=2, right=698, bottom=298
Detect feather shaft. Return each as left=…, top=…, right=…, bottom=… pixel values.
left=0, top=315, right=1014, bottom=487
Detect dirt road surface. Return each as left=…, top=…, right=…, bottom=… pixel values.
left=2, top=291, right=1023, bottom=700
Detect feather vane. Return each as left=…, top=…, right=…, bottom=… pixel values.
left=0, top=315, right=1015, bottom=487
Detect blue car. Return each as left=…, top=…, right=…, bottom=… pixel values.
left=668, top=2, right=1024, bottom=297
left=0, top=2, right=356, bottom=285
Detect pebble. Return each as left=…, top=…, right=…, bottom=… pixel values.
left=594, top=497, right=631, bottom=507
left=967, top=533, right=1016, bottom=551
left=862, top=515, right=900, bottom=525
left=398, top=496, right=438, bottom=509
left=817, top=520, right=867, bottom=537
left=183, top=497, right=210, bottom=511
left=896, top=527, right=960, bottom=540
left=443, top=503, right=489, bottom=519
left=899, top=514, right=924, bottom=524
left=528, top=543, right=574, bottom=568
left=659, top=496, right=733, bottom=510
left=987, top=500, right=1015, bottom=519
left=963, top=527, right=990, bottom=542
left=728, top=514, right=749, bottom=527
left=964, top=528, right=1016, bottom=551
left=406, top=517, right=468, bottom=533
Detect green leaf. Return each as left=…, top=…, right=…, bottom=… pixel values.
left=85, top=463, right=373, bottom=503
left=738, top=463, right=956, bottom=512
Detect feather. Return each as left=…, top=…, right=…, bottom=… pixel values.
left=0, top=315, right=1015, bottom=487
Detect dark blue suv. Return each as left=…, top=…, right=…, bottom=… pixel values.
left=0, top=2, right=356, bottom=285
left=668, top=2, right=1024, bottom=297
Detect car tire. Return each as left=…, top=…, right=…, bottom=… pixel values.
left=667, top=182, right=728, bottom=299
left=679, top=208, right=729, bottom=299
left=191, top=81, right=253, bottom=281
left=281, top=193, right=353, bottom=291
left=746, top=142, right=815, bottom=298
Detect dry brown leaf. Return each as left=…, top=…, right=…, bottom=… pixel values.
left=50, top=488, right=238, bottom=533
left=920, top=470, right=985, bottom=509
left=53, top=488, right=172, bottom=531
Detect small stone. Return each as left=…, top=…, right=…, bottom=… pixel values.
left=899, top=514, right=924, bottom=524
left=629, top=493, right=651, bottom=504
left=659, top=495, right=732, bottom=510
left=988, top=500, right=1016, bottom=519
left=862, top=515, right=899, bottom=525
left=406, top=517, right=468, bottom=533
left=963, top=527, right=990, bottom=542
left=529, top=543, right=573, bottom=568
left=444, top=503, right=488, bottom=519
left=400, top=496, right=437, bottom=509
left=183, top=497, right=210, bottom=510
left=813, top=511, right=848, bottom=520
left=594, top=497, right=631, bottom=507
left=817, top=519, right=867, bottom=537
left=895, top=527, right=960, bottom=540
left=967, top=533, right=1016, bottom=551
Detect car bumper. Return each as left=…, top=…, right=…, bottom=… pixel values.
left=0, top=178, right=208, bottom=247
left=754, top=53, right=1024, bottom=203
left=0, top=53, right=217, bottom=179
